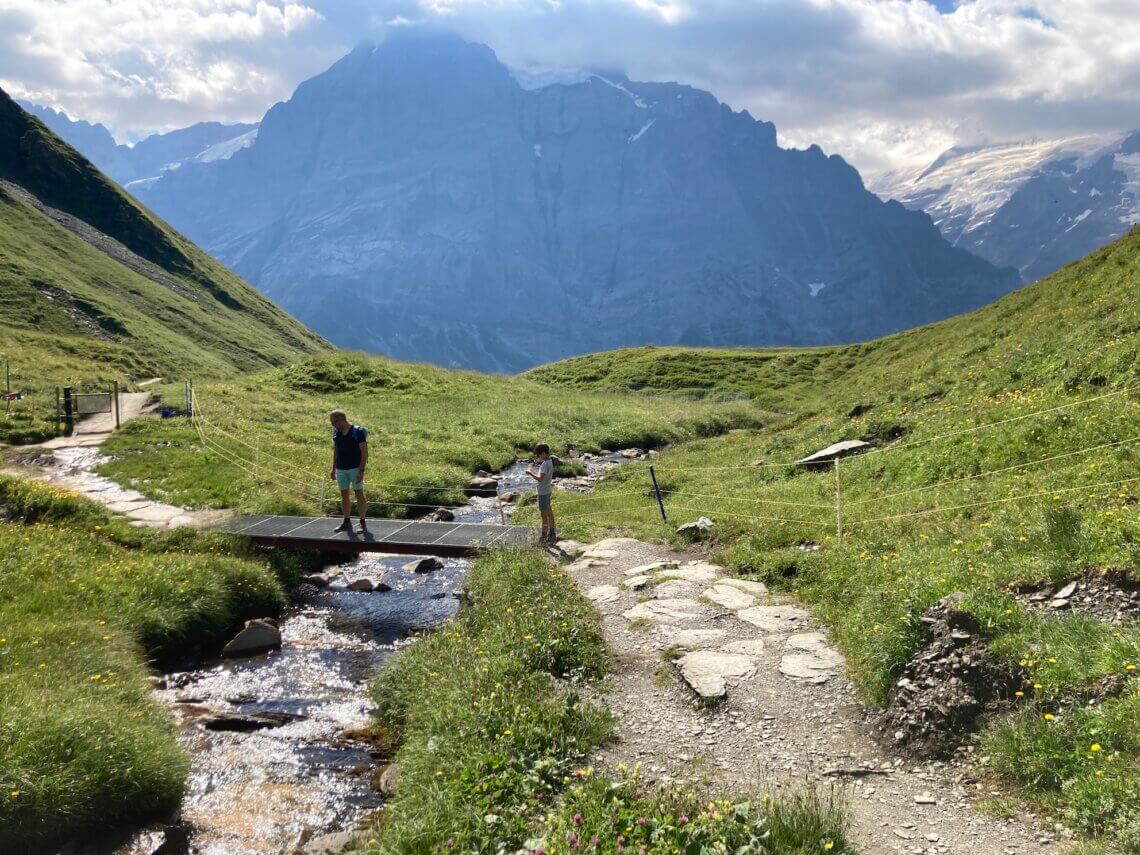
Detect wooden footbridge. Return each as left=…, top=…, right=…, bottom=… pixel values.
left=217, top=516, right=535, bottom=557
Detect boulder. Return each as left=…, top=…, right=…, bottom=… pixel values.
left=499, top=491, right=519, bottom=504
left=378, top=761, right=400, bottom=796
left=203, top=710, right=304, bottom=732
left=424, top=507, right=455, bottom=522
left=304, top=831, right=358, bottom=854
left=676, top=517, right=715, bottom=538
left=301, top=572, right=335, bottom=588
left=347, top=578, right=375, bottom=592
left=403, top=557, right=444, bottom=573
left=466, top=476, right=499, bottom=497
left=221, top=619, right=281, bottom=658
left=619, top=448, right=646, bottom=459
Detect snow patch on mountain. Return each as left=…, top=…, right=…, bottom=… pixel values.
left=195, top=128, right=258, bottom=164
left=875, top=135, right=1120, bottom=240
left=629, top=119, right=656, bottom=144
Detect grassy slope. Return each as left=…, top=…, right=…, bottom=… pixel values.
left=528, top=229, right=1140, bottom=848
left=96, top=353, right=759, bottom=516
left=0, top=477, right=292, bottom=846
left=0, top=88, right=327, bottom=442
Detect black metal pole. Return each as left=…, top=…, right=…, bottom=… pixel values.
left=649, top=465, right=668, bottom=524
left=55, top=386, right=61, bottom=435
left=114, top=380, right=120, bottom=430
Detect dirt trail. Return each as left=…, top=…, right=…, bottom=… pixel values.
left=6, top=388, right=229, bottom=529
left=565, top=536, right=1064, bottom=854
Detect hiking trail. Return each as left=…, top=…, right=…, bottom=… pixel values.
left=564, top=536, right=1065, bottom=854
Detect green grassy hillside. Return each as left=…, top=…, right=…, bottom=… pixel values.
left=0, top=88, right=328, bottom=442
left=529, top=229, right=1140, bottom=849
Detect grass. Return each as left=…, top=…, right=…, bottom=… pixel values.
left=0, top=88, right=327, bottom=443
left=94, top=353, right=759, bottom=516
left=0, top=475, right=292, bottom=847
left=536, top=770, right=853, bottom=854
left=363, top=549, right=852, bottom=854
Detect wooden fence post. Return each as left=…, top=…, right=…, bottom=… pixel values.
left=833, top=458, right=843, bottom=541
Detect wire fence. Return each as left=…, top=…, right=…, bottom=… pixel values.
left=187, top=381, right=1140, bottom=537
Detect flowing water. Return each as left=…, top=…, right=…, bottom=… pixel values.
left=107, top=451, right=637, bottom=854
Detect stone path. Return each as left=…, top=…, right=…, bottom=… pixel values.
left=5, top=390, right=229, bottom=529
left=566, top=537, right=1065, bottom=854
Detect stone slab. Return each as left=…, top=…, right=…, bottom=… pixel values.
left=703, top=584, right=756, bottom=611
left=676, top=650, right=756, bottom=699
left=623, top=598, right=702, bottom=624
left=719, top=578, right=769, bottom=597
left=586, top=585, right=622, bottom=604
left=721, top=638, right=767, bottom=657
left=737, top=605, right=811, bottom=634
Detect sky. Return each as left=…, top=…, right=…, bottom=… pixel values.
left=2, top=0, right=1139, bottom=178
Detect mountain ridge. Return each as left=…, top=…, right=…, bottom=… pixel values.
left=874, top=132, right=1140, bottom=281
left=127, top=31, right=1020, bottom=372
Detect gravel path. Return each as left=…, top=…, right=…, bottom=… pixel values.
left=565, top=537, right=1065, bottom=854
left=6, top=391, right=229, bottom=529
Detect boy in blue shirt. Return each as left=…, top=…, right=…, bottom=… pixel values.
left=329, top=409, right=368, bottom=533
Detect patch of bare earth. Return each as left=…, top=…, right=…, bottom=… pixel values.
left=563, top=537, right=1066, bottom=854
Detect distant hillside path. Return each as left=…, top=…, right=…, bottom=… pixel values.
left=7, top=389, right=229, bottom=529
left=566, top=537, right=1062, bottom=854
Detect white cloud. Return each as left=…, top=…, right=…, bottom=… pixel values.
left=1, top=0, right=1138, bottom=172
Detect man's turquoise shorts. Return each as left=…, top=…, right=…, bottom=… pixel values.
left=336, top=468, right=364, bottom=491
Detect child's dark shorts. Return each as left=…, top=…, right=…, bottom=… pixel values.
left=537, top=493, right=553, bottom=512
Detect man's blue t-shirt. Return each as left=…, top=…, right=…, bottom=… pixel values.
left=333, top=424, right=368, bottom=470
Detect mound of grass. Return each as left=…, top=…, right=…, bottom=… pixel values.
left=364, top=549, right=612, bottom=852
left=538, top=771, right=853, bottom=855
left=0, top=476, right=288, bottom=846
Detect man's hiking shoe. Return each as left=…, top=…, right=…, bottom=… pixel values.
left=333, top=519, right=352, bottom=533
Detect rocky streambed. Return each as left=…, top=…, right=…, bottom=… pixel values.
left=108, top=449, right=644, bottom=854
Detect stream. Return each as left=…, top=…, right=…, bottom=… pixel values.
left=104, top=450, right=637, bottom=854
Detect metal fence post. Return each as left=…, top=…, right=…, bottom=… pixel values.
left=833, top=458, right=843, bottom=541
left=113, top=380, right=120, bottom=430
left=55, top=386, right=61, bottom=435
left=649, top=465, right=668, bottom=524
left=4, top=360, right=9, bottom=415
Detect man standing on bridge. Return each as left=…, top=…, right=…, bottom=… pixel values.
left=329, top=409, right=368, bottom=533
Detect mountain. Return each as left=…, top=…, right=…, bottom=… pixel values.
left=874, top=134, right=1140, bottom=282
left=17, top=100, right=256, bottom=187
left=0, top=86, right=327, bottom=439
left=129, top=32, right=1020, bottom=372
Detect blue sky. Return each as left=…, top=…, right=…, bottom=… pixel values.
left=1, top=0, right=1138, bottom=177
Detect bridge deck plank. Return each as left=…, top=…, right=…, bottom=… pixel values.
left=215, top=515, right=534, bottom=557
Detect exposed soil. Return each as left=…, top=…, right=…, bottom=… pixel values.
left=875, top=593, right=1024, bottom=759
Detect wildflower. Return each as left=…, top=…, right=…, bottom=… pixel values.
left=1044, top=713, right=1055, bottom=721
left=824, top=843, right=834, bottom=851
left=1091, top=744, right=1102, bottom=752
